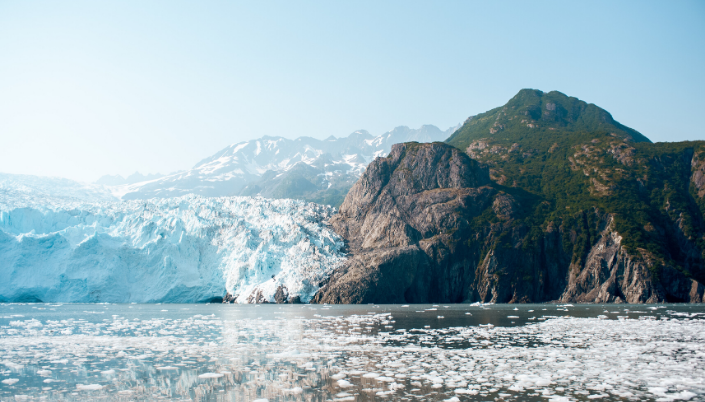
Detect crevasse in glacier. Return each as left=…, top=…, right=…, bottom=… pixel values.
left=0, top=194, right=346, bottom=303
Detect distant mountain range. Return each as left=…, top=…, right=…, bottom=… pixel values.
left=100, top=125, right=459, bottom=206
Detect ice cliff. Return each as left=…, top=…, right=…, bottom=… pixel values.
left=0, top=183, right=346, bottom=303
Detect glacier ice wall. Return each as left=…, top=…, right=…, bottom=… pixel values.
left=0, top=195, right=345, bottom=303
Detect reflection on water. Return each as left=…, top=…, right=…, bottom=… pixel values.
left=1, top=303, right=704, bottom=401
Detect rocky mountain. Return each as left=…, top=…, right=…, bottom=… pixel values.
left=314, top=90, right=705, bottom=304
left=112, top=125, right=457, bottom=206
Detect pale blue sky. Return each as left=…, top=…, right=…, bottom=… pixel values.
left=1, top=1, right=703, bottom=182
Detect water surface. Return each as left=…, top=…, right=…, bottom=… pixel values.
left=1, top=303, right=704, bottom=401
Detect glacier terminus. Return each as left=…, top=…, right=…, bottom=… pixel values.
left=0, top=186, right=346, bottom=303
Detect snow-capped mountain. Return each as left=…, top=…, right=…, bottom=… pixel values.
left=111, top=124, right=458, bottom=205
left=0, top=189, right=345, bottom=303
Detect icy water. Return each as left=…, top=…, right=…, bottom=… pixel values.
left=1, top=304, right=704, bottom=401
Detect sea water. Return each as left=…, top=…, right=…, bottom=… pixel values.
left=0, top=303, right=704, bottom=401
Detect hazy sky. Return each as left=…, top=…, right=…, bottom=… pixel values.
left=1, top=1, right=704, bottom=182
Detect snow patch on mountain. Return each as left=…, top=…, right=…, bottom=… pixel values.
left=0, top=193, right=345, bottom=303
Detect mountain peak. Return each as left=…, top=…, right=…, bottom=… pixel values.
left=447, top=89, right=650, bottom=151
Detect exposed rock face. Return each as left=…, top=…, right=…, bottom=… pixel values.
left=692, top=150, right=705, bottom=199
left=313, top=142, right=704, bottom=304
left=561, top=218, right=703, bottom=303
left=313, top=142, right=494, bottom=303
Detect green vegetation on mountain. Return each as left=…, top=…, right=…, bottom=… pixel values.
left=446, top=89, right=705, bottom=285
left=447, top=88, right=650, bottom=149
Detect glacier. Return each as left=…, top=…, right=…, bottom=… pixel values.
left=0, top=188, right=346, bottom=303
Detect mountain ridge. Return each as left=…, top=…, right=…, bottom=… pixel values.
left=109, top=124, right=459, bottom=205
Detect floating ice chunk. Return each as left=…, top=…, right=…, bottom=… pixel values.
left=337, top=379, right=353, bottom=388
left=376, top=376, right=395, bottom=382
left=362, top=373, right=380, bottom=378
left=283, top=387, right=303, bottom=394
left=2, top=378, right=19, bottom=385
left=443, top=396, right=460, bottom=401
left=647, top=387, right=696, bottom=400
left=76, top=384, right=103, bottom=391
left=331, top=373, right=346, bottom=380
left=534, top=378, right=552, bottom=386
left=252, top=399, right=269, bottom=402
left=156, top=366, right=179, bottom=370
left=669, top=390, right=697, bottom=400
left=2, top=360, right=23, bottom=370
left=100, top=369, right=115, bottom=375
left=37, top=369, right=51, bottom=376
left=507, top=316, right=519, bottom=319
left=198, top=373, right=224, bottom=379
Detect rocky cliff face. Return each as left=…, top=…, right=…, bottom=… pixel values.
left=560, top=216, right=703, bottom=303
left=313, top=142, right=705, bottom=304
left=313, top=142, right=493, bottom=303
left=692, top=150, right=705, bottom=199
